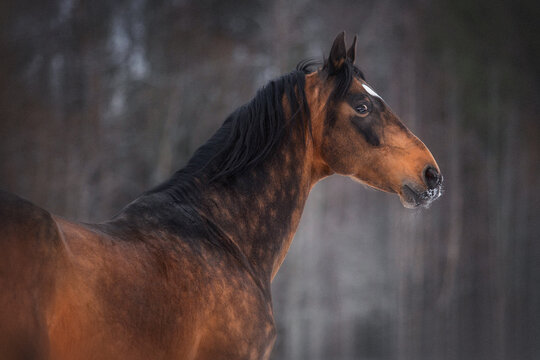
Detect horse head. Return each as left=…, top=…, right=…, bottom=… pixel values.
left=308, top=32, right=443, bottom=208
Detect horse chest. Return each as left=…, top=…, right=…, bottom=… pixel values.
left=188, top=269, right=277, bottom=359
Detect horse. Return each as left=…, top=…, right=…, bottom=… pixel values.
left=0, top=32, right=442, bottom=359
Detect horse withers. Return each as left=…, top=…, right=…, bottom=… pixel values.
left=0, top=32, right=442, bottom=359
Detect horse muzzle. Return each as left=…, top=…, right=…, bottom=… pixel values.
left=400, top=166, right=443, bottom=209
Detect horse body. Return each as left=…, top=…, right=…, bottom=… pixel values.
left=0, top=33, right=442, bottom=359
left=1, top=112, right=313, bottom=358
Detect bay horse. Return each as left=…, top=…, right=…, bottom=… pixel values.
left=0, top=32, right=442, bottom=359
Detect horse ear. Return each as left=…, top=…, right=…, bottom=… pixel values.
left=328, top=31, right=347, bottom=75
left=347, top=34, right=357, bottom=64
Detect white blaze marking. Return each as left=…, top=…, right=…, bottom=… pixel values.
left=362, top=83, right=383, bottom=100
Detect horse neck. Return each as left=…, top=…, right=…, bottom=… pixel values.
left=200, top=128, right=317, bottom=282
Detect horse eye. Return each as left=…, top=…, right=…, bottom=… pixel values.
left=355, top=104, right=369, bottom=114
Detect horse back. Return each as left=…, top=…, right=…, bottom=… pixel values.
left=0, top=190, right=64, bottom=359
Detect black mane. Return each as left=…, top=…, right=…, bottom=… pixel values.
left=147, top=61, right=318, bottom=202
left=206, top=65, right=312, bottom=181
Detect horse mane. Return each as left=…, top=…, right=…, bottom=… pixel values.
left=146, top=60, right=320, bottom=202
left=204, top=61, right=315, bottom=181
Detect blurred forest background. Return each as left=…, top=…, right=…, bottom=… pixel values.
left=1, top=0, right=539, bottom=359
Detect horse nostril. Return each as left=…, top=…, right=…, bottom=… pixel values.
left=423, top=166, right=441, bottom=190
